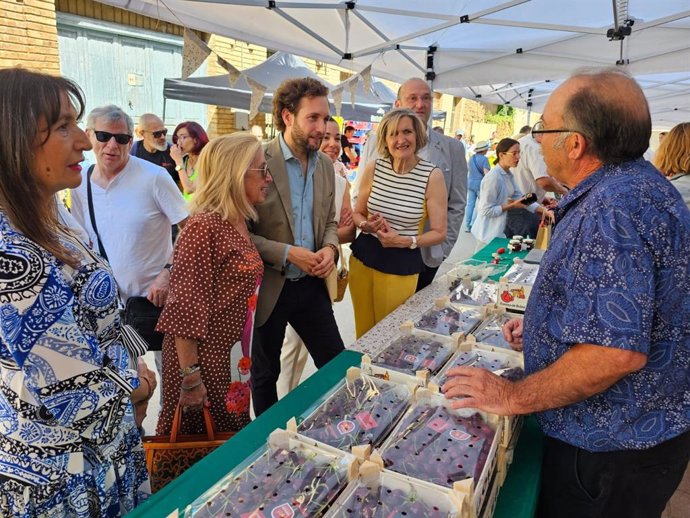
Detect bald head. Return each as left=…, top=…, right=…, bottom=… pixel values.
left=557, top=69, right=651, bottom=164
left=395, top=78, right=432, bottom=128
left=136, top=113, right=168, bottom=152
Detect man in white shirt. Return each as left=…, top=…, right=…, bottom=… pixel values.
left=359, top=78, right=467, bottom=291
left=71, top=105, right=188, bottom=307
left=510, top=132, right=567, bottom=237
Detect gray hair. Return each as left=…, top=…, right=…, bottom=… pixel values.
left=560, top=67, right=651, bottom=164
left=86, top=105, right=134, bottom=134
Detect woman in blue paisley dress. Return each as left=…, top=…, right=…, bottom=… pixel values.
left=0, top=69, right=150, bottom=516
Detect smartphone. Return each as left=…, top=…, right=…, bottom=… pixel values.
left=521, top=192, right=538, bottom=205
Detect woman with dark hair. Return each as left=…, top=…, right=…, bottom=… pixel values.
left=654, top=122, right=690, bottom=209
left=471, top=137, right=553, bottom=244
left=350, top=108, right=447, bottom=338
left=0, top=68, right=150, bottom=516
left=171, top=121, right=210, bottom=200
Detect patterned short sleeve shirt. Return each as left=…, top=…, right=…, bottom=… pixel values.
left=523, top=158, right=690, bottom=452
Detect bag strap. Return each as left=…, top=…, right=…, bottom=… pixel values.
left=86, top=165, right=109, bottom=261
left=338, top=243, right=347, bottom=273
left=170, top=404, right=216, bottom=443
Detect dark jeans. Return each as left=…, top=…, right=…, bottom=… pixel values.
left=538, top=430, right=690, bottom=518
left=505, top=208, right=540, bottom=239
left=415, top=264, right=439, bottom=292
left=251, top=276, right=344, bottom=416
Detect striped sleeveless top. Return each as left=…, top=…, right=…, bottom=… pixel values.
left=367, top=157, right=434, bottom=237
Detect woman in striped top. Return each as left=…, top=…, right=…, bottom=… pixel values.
left=350, top=108, right=448, bottom=338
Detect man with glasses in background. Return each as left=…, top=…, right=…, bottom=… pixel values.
left=131, top=113, right=179, bottom=187
left=71, top=105, right=188, bottom=316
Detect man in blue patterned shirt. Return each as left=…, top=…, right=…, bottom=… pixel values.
left=443, top=69, right=690, bottom=518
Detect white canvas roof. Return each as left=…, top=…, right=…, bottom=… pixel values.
left=100, top=0, right=690, bottom=127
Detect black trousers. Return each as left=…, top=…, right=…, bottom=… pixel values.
left=505, top=208, right=540, bottom=239
left=251, top=276, right=344, bottom=416
left=415, top=264, right=439, bottom=292
left=538, top=430, right=690, bottom=518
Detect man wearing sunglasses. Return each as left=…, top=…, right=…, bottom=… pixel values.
left=71, top=105, right=188, bottom=320
left=131, top=113, right=179, bottom=186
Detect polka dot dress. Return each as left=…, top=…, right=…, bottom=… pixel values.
left=155, top=212, right=263, bottom=435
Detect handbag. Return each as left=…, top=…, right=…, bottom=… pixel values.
left=123, top=296, right=164, bottom=352
left=326, top=244, right=349, bottom=303
left=143, top=404, right=235, bottom=493
left=535, top=212, right=552, bottom=250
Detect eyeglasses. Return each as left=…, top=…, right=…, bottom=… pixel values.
left=147, top=129, right=168, bottom=138
left=531, top=119, right=576, bottom=137
left=247, top=165, right=271, bottom=179
left=93, top=131, right=132, bottom=145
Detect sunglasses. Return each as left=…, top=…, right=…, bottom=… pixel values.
left=148, top=129, right=168, bottom=138
left=247, top=164, right=271, bottom=179
left=93, top=131, right=132, bottom=145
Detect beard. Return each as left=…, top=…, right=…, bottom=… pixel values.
left=151, top=141, right=168, bottom=152
left=291, top=121, right=322, bottom=154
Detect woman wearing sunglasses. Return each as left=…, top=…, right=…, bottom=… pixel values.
left=0, top=68, right=151, bottom=516
left=171, top=121, right=209, bottom=200
left=156, top=133, right=272, bottom=437
left=471, top=137, right=554, bottom=244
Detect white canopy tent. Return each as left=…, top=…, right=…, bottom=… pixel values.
left=100, top=0, right=690, bottom=127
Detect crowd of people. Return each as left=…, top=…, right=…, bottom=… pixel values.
left=0, top=63, right=688, bottom=518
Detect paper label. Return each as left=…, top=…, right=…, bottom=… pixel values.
left=336, top=419, right=356, bottom=435
left=449, top=429, right=471, bottom=441
left=271, top=503, right=294, bottom=518
left=355, top=411, right=378, bottom=430
left=427, top=416, right=450, bottom=433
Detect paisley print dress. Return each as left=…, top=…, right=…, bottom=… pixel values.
left=0, top=211, right=150, bottom=517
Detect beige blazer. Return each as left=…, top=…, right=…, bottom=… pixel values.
left=250, top=137, right=338, bottom=327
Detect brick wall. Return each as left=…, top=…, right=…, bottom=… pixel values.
left=0, top=0, right=61, bottom=73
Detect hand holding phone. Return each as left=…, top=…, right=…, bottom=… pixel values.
left=520, top=192, right=538, bottom=205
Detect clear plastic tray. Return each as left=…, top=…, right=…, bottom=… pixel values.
left=296, top=372, right=412, bottom=451
left=449, top=280, right=497, bottom=307
left=414, top=304, right=484, bottom=337
left=184, top=432, right=353, bottom=517
left=371, top=330, right=456, bottom=376
left=431, top=346, right=524, bottom=389
left=470, top=312, right=522, bottom=350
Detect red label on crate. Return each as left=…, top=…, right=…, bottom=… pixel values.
left=271, top=503, right=295, bottom=518
left=427, top=416, right=450, bottom=433
left=336, top=419, right=356, bottom=435
left=355, top=411, right=378, bottom=430
left=421, top=357, right=437, bottom=369
left=449, top=429, right=472, bottom=441
left=403, top=353, right=418, bottom=363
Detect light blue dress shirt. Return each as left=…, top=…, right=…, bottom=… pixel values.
left=279, top=134, right=317, bottom=279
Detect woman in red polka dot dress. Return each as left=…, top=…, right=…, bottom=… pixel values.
left=156, top=133, right=272, bottom=435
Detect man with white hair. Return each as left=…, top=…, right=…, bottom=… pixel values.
left=71, top=106, right=188, bottom=344
left=360, top=78, right=467, bottom=291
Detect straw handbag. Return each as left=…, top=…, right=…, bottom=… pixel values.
left=143, top=405, right=234, bottom=492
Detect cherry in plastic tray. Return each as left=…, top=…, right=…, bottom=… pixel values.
left=186, top=445, right=349, bottom=517
left=414, top=306, right=483, bottom=336
left=328, top=481, right=453, bottom=517
left=380, top=404, right=495, bottom=488
left=372, top=335, right=453, bottom=375
left=297, top=376, right=411, bottom=451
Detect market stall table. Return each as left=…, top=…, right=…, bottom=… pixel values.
left=127, top=238, right=543, bottom=517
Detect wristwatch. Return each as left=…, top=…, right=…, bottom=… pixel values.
left=175, top=164, right=184, bottom=172
left=409, top=236, right=418, bottom=249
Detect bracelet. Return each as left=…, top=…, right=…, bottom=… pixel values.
left=179, top=363, right=200, bottom=378
left=325, top=243, right=338, bottom=260
left=180, top=379, right=203, bottom=391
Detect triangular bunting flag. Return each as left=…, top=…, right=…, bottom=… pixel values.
left=182, top=29, right=211, bottom=80
left=247, top=77, right=267, bottom=120
left=332, top=87, right=343, bottom=117
left=361, top=65, right=372, bottom=94
left=217, top=56, right=242, bottom=87
left=348, top=76, right=358, bottom=108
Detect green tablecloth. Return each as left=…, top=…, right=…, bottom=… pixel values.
left=127, top=239, right=544, bottom=518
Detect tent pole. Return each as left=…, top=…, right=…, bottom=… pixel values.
left=162, top=97, right=168, bottom=125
